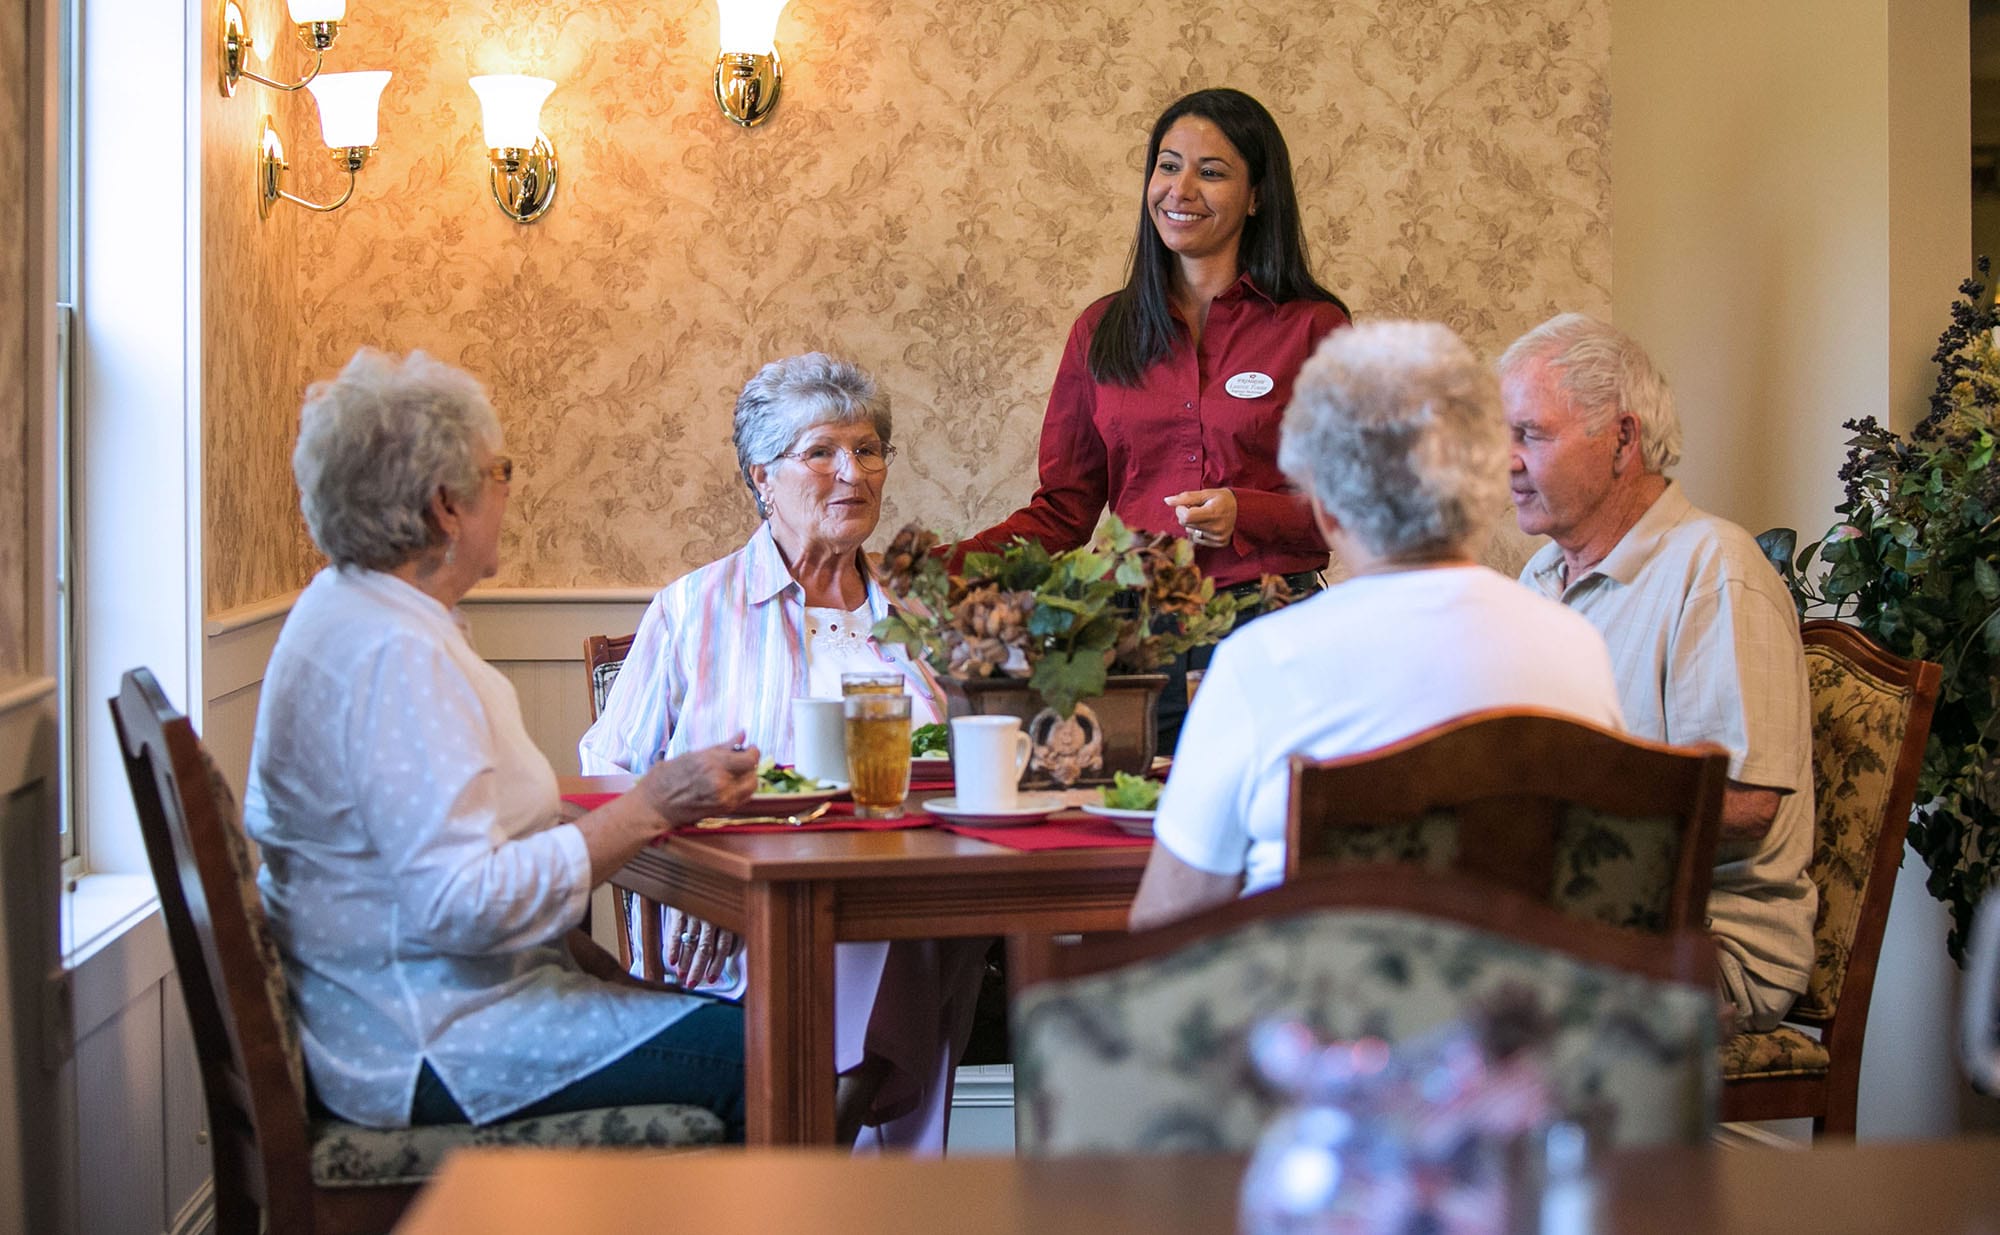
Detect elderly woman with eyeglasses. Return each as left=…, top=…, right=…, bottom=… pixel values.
left=245, top=349, right=759, bottom=1138
left=579, top=352, right=985, bottom=1152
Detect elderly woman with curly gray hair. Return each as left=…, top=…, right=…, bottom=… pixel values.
left=244, top=349, right=759, bottom=1138
left=1128, top=320, right=1629, bottom=929
left=579, top=352, right=986, bottom=1152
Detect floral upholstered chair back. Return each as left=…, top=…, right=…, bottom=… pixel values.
left=1013, top=908, right=1717, bottom=1156
left=1288, top=712, right=1728, bottom=936
left=199, top=749, right=311, bottom=1111
left=1792, top=638, right=1924, bottom=1022
left=1298, top=808, right=1688, bottom=934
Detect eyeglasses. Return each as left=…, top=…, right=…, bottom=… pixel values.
left=777, top=441, right=897, bottom=476
left=484, top=456, right=514, bottom=485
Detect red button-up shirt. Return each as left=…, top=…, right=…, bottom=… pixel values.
left=959, top=275, right=1349, bottom=588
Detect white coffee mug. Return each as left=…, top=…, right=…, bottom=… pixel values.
left=951, top=715, right=1032, bottom=812
left=791, top=697, right=848, bottom=783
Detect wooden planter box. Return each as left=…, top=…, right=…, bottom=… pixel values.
left=937, top=673, right=1168, bottom=788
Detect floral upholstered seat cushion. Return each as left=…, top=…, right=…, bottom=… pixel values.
left=1719, top=1025, right=1830, bottom=1081
left=1014, top=908, right=1717, bottom=1156
left=310, top=1104, right=726, bottom=1187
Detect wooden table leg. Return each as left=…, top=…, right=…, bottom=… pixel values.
left=744, top=880, right=836, bottom=1145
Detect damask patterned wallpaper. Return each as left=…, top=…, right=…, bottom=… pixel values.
left=203, top=0, right=319, bottom=613
left=249, top=0, right=1608, bottom=596
left=0, top=0, right=29, bottom=676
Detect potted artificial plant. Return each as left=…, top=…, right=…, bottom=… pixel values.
left=874, top=517, right=1292, bottom=786
left=1762, top=259, right=2000, bottom=959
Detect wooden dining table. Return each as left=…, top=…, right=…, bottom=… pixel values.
left=395, top=1138, right=2000, bottom=1235
left=563, top=775, right=1153, bottom=1146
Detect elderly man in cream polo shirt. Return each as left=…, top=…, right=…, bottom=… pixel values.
left=1500, top=313, right=1815, bottom=1035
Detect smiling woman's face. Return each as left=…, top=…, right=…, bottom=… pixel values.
left=1147, top=115, right=1258, bottom=269
left=754, top=418, right=887, bottom=561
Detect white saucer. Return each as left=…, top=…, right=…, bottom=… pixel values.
left=1079, top=803, right=1157, bottom=835
left=925, top=793, right=1067, bottom=827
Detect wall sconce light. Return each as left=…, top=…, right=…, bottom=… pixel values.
left=469, top=75, right=559, bottom=224
left=258, top=70, right=390, bottom=217
left=713, top=0, right=789, bottom=128
left=218, top=0, right=349, bottom=97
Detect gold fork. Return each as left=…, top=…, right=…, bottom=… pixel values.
left=695, top=801, right=834, bottom=829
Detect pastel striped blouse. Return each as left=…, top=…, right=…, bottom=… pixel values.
left=578, top=522, right=944, bottom=773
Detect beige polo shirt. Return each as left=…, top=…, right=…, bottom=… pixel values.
left=1521, top=482, right=1816, bottom=1002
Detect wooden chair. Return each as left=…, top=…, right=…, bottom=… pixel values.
left=582, top=633, right=671, bottom=979
left=1286, top=709, right=1730, bottom=934
left=1719, top=620, right=1941, bottom=1137
left=111, top=668, right=724, bottom=1235
left=582, top=633, right=635, bottom=723
left=1012, top=865, right=1719, bottom=1155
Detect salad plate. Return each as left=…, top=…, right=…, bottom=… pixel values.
left=1079, top=803, right=1157, bottom=835
left=744, top=763, right=849, bottom=812
left=739, top=783, right=848, bottom=813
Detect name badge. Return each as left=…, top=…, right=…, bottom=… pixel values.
left=1225, top=371, right=1275, bottom=399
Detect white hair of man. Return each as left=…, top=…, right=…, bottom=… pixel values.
left=1277, top=320, right=1507, bottom=561
left=731, top=352, right=892, bottom=518
left=1497, top=312, right=1682, bottom=473
left=292, top=348, right=501, bottom=572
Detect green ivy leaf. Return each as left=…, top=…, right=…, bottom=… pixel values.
left=1975, top=557, right=2000, bottom=601
left=1029, top=649, right=1109, bottom=719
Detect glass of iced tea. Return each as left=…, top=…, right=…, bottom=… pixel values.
left=840, top=670, right=905, bottom=697
left=844, top=692, right=912, bottom=818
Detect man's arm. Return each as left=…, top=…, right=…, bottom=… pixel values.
left=1721, top=782, right=1782, bottom=842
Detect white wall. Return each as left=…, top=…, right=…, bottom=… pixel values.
left=1611, top=0, right=1971, bottom=1139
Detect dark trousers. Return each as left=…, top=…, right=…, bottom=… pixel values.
left=1155, top=571, right=1324, bottom=754
left=407, top=1001, right=748, bottom=1142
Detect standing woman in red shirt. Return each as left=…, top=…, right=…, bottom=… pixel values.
left=957, top=87, right=1351, bottom=746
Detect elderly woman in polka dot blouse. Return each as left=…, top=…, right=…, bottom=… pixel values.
left=578, top=353, right=986, bottom=1152
left=243, top=349, right=759, bottom=1137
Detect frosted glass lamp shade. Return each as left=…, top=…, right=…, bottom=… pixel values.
left=469, top=75, right=556, bottom=150
left=306, top=71, right=389, bottom=148
left=716, top=0, right=789, bottom=55
left=286, top=0, right=346, bottom=20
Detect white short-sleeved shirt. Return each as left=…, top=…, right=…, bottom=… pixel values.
left=1153, top=565, right=1626, bottom=893
left=244, top=567, right=704, bottom=1127
left=1520, top=482, right=1817, bottom=998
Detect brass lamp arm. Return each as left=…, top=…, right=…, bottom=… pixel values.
left=233, top=47, right=326, bottom=93
left=274, top=165, right=356, bottom=213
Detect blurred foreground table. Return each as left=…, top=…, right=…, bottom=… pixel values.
left=397, top=1139, right=2000, bottom=1235
left=567, top=775, right=1151, bottom=1146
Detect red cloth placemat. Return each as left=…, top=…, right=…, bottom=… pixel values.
left=935, top=817, right=1153, bottom=851
left=671, top=800, right=932, bottom=837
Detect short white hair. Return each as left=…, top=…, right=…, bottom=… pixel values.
left=1278, top=320, right=1506, bottom=561
left=1497, top=313, right=1681, bottom=472
left=293, top=349, right=501, bottom=571
left=730, top=353, right=891, bottom=518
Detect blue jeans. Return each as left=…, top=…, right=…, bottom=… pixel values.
left=407, top=1002, right=747, bottom=1142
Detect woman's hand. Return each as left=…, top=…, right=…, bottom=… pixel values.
left=1165, top=488, right=1238, bottom=548
left=639, top=735, right=761, bottom=825
left=665, top=909, right=744, bottom=988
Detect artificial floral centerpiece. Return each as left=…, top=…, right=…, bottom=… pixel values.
left=1761, top=258, right=2000, bottom=959
left=872, top=517, right=1298, bottom=783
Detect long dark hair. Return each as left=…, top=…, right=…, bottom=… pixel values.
left=1087, top=88, right=1347, bottom=387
